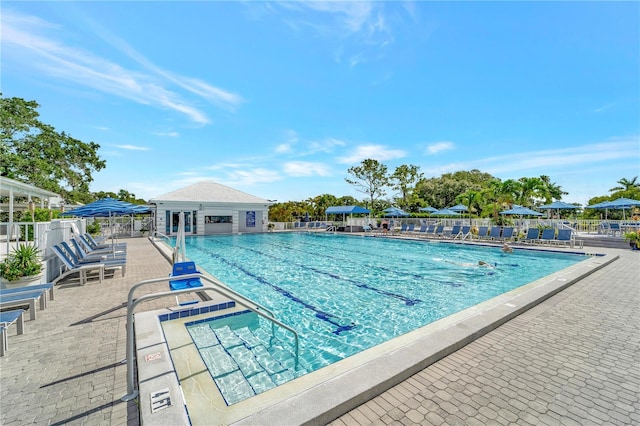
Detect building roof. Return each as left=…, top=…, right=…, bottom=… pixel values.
left=150, top=181, right=272, bottom=205
left=0, top=176, right=60, bottom=199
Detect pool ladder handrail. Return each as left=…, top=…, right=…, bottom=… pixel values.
left=121, top=273, right=300, bottom=402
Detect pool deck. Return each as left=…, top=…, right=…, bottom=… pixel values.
left=0, top=237, right=638, bottom=425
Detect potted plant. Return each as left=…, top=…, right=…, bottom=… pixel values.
left=623, top=230, right=640, bottom=250
left=0, top=243, right=43, bottom=287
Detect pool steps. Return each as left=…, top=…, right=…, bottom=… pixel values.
left=188, top=319, right=308, bottom=405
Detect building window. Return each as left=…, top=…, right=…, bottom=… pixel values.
left=205, top=215, right=232, bottom=224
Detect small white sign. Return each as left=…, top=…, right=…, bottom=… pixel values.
left=145, top=352, right=162, bottom=363
left=150, top=388, right=172, bottom=413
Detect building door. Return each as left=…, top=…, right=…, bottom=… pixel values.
left=170, top=211, right=193, bottom=235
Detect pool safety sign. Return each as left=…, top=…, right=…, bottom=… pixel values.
left=246, top=211, right=256, bottom=227
left=150, top=388, right=172, bottom=413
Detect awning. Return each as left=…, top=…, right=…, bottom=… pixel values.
left=325, top=205, right=370, bottom=215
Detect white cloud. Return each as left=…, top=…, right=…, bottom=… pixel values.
left=276, top=144, right=292, bottom=153
left=283, top=161, right=332, bottom=177
left=153, top=131, right=180, bottom=137
left=425, top=138, right=639, bottom=178
left=337, top=144, right=406, bottom=164
left=222, top=168, right=283, bottom=186
left=115, top=144, right=151, bottom=151
left=426, top=141, right=455, bottom=155
left=266, top=1, right=394, bottom=66
left=1, top=10, right=243, bottom=124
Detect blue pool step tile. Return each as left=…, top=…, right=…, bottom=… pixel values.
left=247, top=371, right=277, bottom=394
left=215, top=370, right=255, bottom=405
left=228, top=345, right=264, bottom=378
left=252, top=345, right=286, bottom=375
left=234, top=326, right=264, bottom=347
left=214, top=325, right=244, bottom=349
left=200, top=345, right=238, bottom=378
left=187, top=324, right=219, bottom=349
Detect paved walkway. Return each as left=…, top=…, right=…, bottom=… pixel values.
left=331, top=249, right=640, bottom=426
left=0, top=238, right=638, bottom=425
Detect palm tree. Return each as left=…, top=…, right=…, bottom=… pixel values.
left=457, top=190, right=482, bottom=218
left=610, top=176, right=639, bottom=192
left=539, top=175, right=567, bottom=203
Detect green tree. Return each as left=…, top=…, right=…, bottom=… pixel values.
left=0, top=95, right=106, bottom=203
left=610, top=176, right=640, bottom=192
left=539, top=175, right=567, bottom=203
left=345, top=159, right=389, bottom=210
left=457, top=189, right=483, bottom=217
left=390, top=164, right=423, bottom=211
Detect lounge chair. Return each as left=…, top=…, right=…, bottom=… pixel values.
left=83, top=234, right=128, bottom=252
left=538, top=228, right=556, bottom=245
left=0, top=290, right=47, bottom=321
left=0, top=309, right=26, bottom=357
left=78, top=235, right=126, bottom=255
left=523, top=228, right=540, bottom=244
left=0, top=283, right=55, bottom=301
left=500, top=227, right=515, bottom=241
left=413, top=225, right=428, bottom=236
left=362, top=224, right=373, bottom=233
left=475, top=226, right=489, bottom=240
left=61, top=242, right=127, bottom=276
left=403, top=224, right=415, bottom=234
left=434, top=225, right=445, bottom=238
left=52, top=244, right=107, bottom=284
left=554, top=229, right=573, bottom=247
left=458, top=226, right=471, bottom=239
left=487, top=227, right=502, bottom=240
left=70, top=238, right=126, bottom=261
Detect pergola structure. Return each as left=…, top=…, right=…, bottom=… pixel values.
left=0, top=176, right=62, bottom=255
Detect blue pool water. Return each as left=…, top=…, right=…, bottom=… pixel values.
left=175, top=233, right=583, bottom=404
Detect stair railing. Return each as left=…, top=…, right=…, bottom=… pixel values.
left=122, top=273, right=300, bottom=401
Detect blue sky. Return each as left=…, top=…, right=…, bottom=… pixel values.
left=2, top=1, right=638, bottom=206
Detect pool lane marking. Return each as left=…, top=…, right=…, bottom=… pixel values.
left=200, top=248, right=356, bottom=335
left=215, top=240, right=422, bottom=306
left=266, top=239, right=462, bottom=289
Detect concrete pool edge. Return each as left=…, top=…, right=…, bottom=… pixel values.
left=233, top=249, right=618, bottom=425
left=137, top=239, right=617, bottom=425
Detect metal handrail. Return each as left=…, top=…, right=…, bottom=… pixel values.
left=122, top=273, right=300, bottom=401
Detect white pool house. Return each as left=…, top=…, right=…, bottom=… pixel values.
left=150, top=181, right=273, bottom=236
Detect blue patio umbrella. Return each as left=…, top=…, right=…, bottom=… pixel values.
left=431, top=208, right=460, bottom=216
left=449, top=204, right=468, bottom=212
left=538, top=201, right=580, bottom=219
left=383, top=207, right=410, bottom=217
left=62, top=197, right=149, bottom=217
left=500, top=206, right=543, bottom=216
left=592, top=197, right=640, bottom=220
left=419, top=206, right=438, bottom=213
left=62, top=197, right=151, bottom=241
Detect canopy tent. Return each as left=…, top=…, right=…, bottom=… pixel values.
left=325, top=205, right=371, bottom=232
left=325, top=206, right=370, bottom=215
left=500, top=206, right=543, bottom=216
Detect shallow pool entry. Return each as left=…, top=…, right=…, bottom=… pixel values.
left=186, top=311, right=307, bottom=405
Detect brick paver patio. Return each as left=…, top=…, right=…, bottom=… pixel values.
left=1, top=238, right=637, bottom=425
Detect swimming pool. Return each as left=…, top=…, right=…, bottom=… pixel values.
left=171, top=233, right=583, bottom=402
